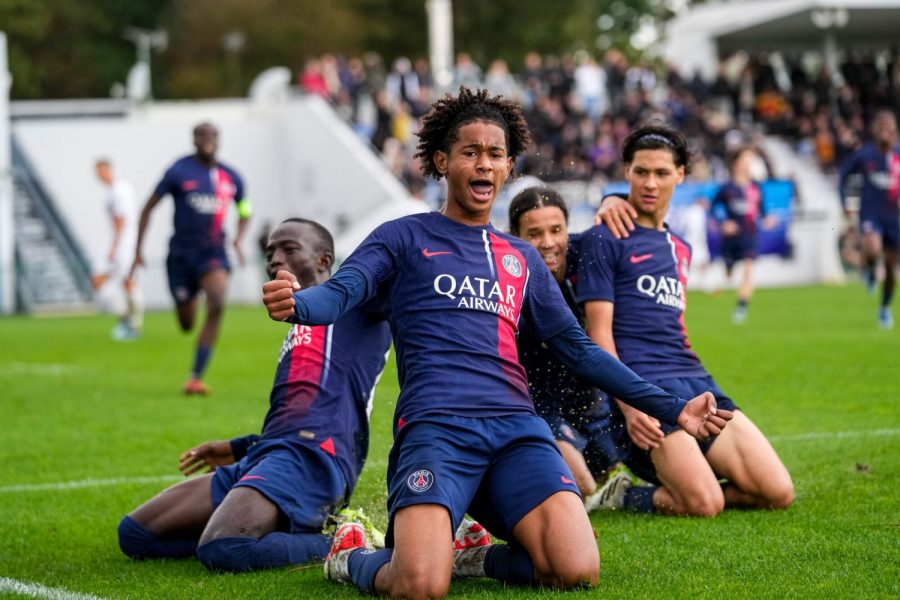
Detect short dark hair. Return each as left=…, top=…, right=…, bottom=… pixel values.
left=193, top=121, right=218, bottom=136
left=414, top=86, right=532, bottom=180
left=95, top=157, right=111, bottom=167
left=508, top=187, right=568, bottom=234
left=621, top=121, right=691, bottom=173
left=281, top=218, right=334, bottom=257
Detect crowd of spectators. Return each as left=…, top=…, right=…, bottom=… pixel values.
left=296, top=47, right=900, bottom=207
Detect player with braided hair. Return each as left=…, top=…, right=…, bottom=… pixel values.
left=263, top=89, right=731, bottom=597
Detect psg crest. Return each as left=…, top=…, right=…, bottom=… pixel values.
left=501, top=254, right=523, bottom=277
left=407, top=469, right=434, bottom=493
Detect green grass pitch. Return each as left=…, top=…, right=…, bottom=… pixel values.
left=1, top=284, right=897, bottom=599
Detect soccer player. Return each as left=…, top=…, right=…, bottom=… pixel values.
left=117, top=218, right=392, bottom=572
left=577, top=122, right=793, bottom=517
left=508, top=186, right=621, bottom=500
left=262, top=88, right=731, bottom=598
left=712, top=146, right=777, bottom=324
left=130, top=122, right=251, bottom=394
left=92, top=158, right=143, bottom=340
left=839, top=109, right=900, bottom=329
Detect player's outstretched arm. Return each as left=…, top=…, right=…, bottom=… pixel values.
left=179, top=439, right=235, bottom=476
left=263, top=270, right=301, bottom=321
left=264, top=266, right=371, bottom=326
left=676, top=392, right=734, bottom=441
left=594, top=193, right=637, bottom=239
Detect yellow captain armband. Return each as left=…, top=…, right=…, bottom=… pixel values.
left=236, top=198, right=253, bottom=219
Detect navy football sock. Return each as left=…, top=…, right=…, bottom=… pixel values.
left=196, top=532, right=330, bottom=572
left=348, top=548, right=393, bottom=593
left=882, top=282, right=895, bottom=308
left=483, top=544, right=536, bottom=586
left=623, top=486, right=657, bottom=513
left=191, top=345, right=212, bottom=379
left=117, top=515, right=197, bottom=560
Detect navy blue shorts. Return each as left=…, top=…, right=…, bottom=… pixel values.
left=211, top=439, right=347, bottom=534
left=166, top=246, right=230, bottom=305
left=385, top=413, right=579, bottom=545
left=722, top=233, right=758, bottom=269
left=539, top=396, right=622, bottom=476
left=611, top=375, right=739, bottom=486
left=860, top=213, right=900, bottom=249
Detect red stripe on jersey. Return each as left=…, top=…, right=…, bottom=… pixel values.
left=889, top=152, right=900, bottom=204
left=488, top=233, right=529, bottom=396
left=667, top=232, right=698, bottom=354
left=211, top=167, right=233, bottom=244
left=318, top=437, right=336, bottom=457
left=286, top=324, right=328, bottom=414
left=744, top=182, right=761, bottom=225
left=397, top=417, right=406, bottom=429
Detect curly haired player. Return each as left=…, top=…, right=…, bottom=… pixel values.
left=263, top=88, right=731, bottom=598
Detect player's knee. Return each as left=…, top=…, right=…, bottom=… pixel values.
left=117, top=515, right=156, bottom=560
left=765, top=478, right=794, bottom=509
left=196, top=536, right=255, bottom=573
left=388, top=566, right=450, bottom=599
left=682, top=488, right=725, bottom=517
left=537, top=554, right=600, bottom=589
left=389, top=578, right=449, bottom=600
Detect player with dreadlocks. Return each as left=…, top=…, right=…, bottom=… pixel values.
left=262, top=87, right=731, bottom=598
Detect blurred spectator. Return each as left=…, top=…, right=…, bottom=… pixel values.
left=453, top=52, right=483, bottom=89
left=484, top=59, right=520, bottom=100
left=385, top=57, right=421, bottom=112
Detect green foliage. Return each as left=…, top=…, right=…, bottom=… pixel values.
left=1, top=0, right=168, bottom=99
left=0, top=284, right=898, bottom=598
left=1, top=0, right=694, bottom=100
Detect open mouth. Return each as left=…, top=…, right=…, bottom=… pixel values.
left=469, top=180, right=494, bottom=202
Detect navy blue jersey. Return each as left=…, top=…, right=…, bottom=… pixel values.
left=839, top=143, right=900, bottom=220
left=261, top=302, right=391, bottom=489
left=343, top=212, right=577, bottom=422
left=153, top=155, right=245, bottom=251
left=576, top=224, right=708, bottom=381
left=517, top=232, right=601, bottom=419
left=712, top=181, right=765, bottom=234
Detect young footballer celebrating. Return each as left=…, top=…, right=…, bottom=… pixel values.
left=263, top=88, right=731, bottom=598
left=578, top=123, right=793, bottom=517
left=118, top=218, right=391, bottom=572
left=508, top=186, right=622, bottom=501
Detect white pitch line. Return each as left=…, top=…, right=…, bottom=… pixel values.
left=2, top=429, right=898, bottom=495
left=0, top=578, right=106, bottom=600
left=769, top=428, right=900, bottom=442
left=0, top=475, right=181, bottom=494
left=2, top=362, right=84, bottom=376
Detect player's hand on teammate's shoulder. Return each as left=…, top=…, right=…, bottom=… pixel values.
left=676, top=392, right=734, bottom=442
left=262, top=270, right=301, bottom=322
left=179, top=440, right=235, bottom=476
left=594, top=193, right=637, bottom=239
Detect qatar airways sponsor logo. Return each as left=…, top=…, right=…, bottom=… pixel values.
left=869, top=171, right=896, bottom=190
left=278, top=325, right=314, bottom=363
left=637, top=274, right=685, bottom=309
left=433, top=274, right=518, bottom=319
left=187, top=193, right=226, bottom=214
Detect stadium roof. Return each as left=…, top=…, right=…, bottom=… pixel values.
left=664, top=0, right=900, bottom=78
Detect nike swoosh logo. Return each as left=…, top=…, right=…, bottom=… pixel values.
left=561, top=475, right=575, bottom=485
left=630, top=253, right=653, bottom=264
left=423, top=248, right=453, bottom=257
